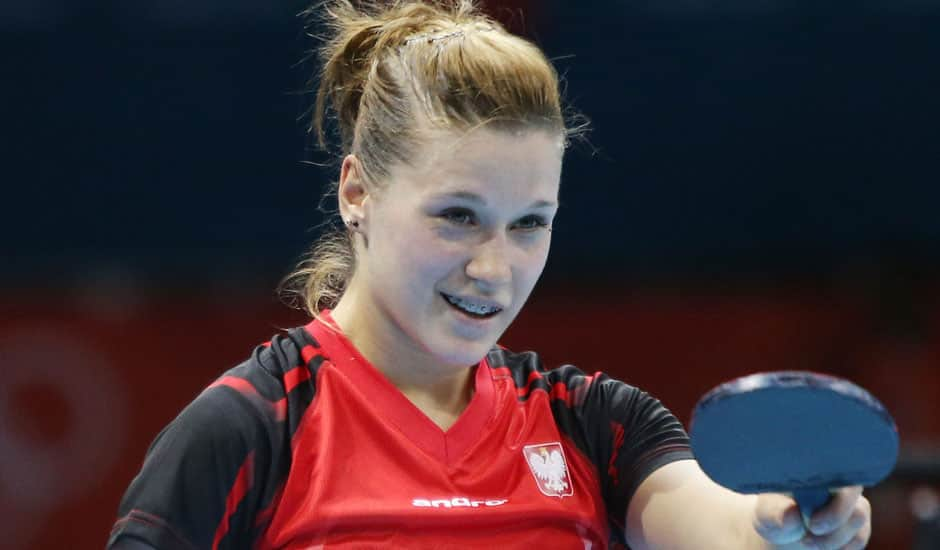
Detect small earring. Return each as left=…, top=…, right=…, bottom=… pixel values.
left=345, top=219, right=359, bottom=229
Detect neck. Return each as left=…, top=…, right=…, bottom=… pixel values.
left=330, top=283, right=476, bottom=428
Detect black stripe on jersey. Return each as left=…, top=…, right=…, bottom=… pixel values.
left=284, top=327, right=323, bottom=439
left=249, top=328, right=325, bottom=440
left=487, top=348, right=548, bottom=398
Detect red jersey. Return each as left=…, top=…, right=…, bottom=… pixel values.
left=109, top=312, right=692, bottom=549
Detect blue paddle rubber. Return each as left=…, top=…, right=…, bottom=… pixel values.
left=791, top=487, right=832, bottom=519
left=690, top=371, right=899, bottom=502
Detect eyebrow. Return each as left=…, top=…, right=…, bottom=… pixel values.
left=434, top=191, right=558, bottom=209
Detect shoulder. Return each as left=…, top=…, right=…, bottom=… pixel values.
left=203, top=325, right=327, bottom=438
left=246, top=325, right=326, bottom=388
left=144, top=324, right=327, bottom=460
left=484, top=345, right=639, bottom=406
left=146, top=328, right=308, bottom=447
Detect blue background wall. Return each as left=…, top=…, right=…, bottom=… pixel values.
left=5, top=1, right=939, bottom=286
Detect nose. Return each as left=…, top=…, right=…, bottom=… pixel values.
left=465, top=233, right=513, bottom=290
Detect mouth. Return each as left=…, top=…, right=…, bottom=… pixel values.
left=440, top=292, right=504, bottom=320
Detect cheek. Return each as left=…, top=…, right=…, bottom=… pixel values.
left=378, top=230, right=462, bottom=291
left=522, top=239, right=551, bottom=274
left=514, top=241, right=551, bottom=292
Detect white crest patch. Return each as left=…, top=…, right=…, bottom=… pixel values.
left=523, top=442, right=574, bottom=497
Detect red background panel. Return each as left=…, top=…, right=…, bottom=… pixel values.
left=2, top=286, right=937, bottom=549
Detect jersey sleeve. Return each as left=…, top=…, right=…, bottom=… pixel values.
left=547, top=366, right=694, bottom=540
left=108, top=372, right=282, bottom=550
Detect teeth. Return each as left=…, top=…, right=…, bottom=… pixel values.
left=444, top=294, right=501, bottom=316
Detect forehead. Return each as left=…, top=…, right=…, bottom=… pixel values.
left=396, top=128, right=564, bottom=200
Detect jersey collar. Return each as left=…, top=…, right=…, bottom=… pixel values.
left=304, top=310, right=497, bottom=464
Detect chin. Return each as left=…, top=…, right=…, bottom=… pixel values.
left=410, top=302, right=510, bottom=368
left=429, top=337, right=496, bottom=369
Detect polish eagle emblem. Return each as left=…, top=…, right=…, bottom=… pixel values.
left=523, top=442, right=573, bottom=497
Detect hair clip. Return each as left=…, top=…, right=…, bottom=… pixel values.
left=402, top=24, right=495, bottom=47
left=403, top=28, right=464, bottom=46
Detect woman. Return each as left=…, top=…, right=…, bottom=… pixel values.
left=109, top=1, right=871, bottom=548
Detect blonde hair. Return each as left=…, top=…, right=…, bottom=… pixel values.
left=282, top=0, right=584, bottom=315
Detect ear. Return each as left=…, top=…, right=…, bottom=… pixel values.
left=338, top=154, right=369, bottom=224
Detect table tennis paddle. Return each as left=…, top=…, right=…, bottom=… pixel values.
left=689, top=371, right=899, bottom=519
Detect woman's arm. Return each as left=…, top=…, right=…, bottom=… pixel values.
left=625, top=459, right=871, bottom=549
left=626, top=459, right=767, bottom=549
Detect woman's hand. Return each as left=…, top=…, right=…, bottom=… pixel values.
left=752, top=486, right=871, bottom=549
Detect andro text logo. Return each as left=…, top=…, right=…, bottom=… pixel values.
left=412, top=497, right=508, bottom=508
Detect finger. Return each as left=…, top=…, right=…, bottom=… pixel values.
left=808, top=485, right=864, bottom=536
left=844, top=516, right=872, bottom=550
left=753, top=493, right=807, bottom=544
left=804, top=497, right=870, bottom=549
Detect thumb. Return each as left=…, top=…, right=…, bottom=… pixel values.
left=753, top=493, right=807, bottom=545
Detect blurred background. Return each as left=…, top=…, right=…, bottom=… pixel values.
left=2, top=0, right=939, bottom=548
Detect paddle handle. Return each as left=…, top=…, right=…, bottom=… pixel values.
left=792, top=487, right=832, bottom=520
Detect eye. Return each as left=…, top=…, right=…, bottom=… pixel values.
left=513, top=215, right=550, bottom=231
left=439, top=207, right=476, bottom=226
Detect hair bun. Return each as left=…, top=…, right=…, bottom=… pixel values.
left=306, top=1, right=491, bottom=150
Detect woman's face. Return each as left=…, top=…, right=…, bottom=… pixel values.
left=350, top=128, right=563, bottom=370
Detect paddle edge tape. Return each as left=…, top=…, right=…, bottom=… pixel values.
left=691, top=370, right=898, bottom=432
